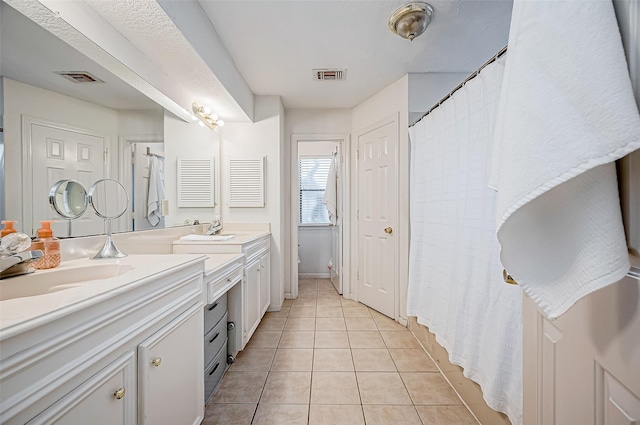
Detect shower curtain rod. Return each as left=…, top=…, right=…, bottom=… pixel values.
left=409, top=45, right=508, bottom=128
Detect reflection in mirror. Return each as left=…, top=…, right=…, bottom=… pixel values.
left=88, top=179, right=128, bottom=259
left=49, top=179, right=88, bottom=237
left=1, top=2, right=221, bottom=238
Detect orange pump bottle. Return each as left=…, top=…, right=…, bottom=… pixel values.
left=1, top=220, right=17, bottom=237
left=34, top=221, right=60, bottom=269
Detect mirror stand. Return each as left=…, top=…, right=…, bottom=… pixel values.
left=91, top=218, right=127, bottom=259
left=88, top=179, right=129, bottom=260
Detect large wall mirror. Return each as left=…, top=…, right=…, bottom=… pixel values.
left=0, top=1, right=220, bottom=237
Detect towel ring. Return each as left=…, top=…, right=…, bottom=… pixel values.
left=503, top=269, right=518, bottom=285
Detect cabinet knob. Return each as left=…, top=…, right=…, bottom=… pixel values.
left=151, top=357, right=162, bottom=367
left=114, top=387, right=126, bottom=400
left=384, top=227, right=393, bottom=234
left=227, top=278, right=232, bottom=282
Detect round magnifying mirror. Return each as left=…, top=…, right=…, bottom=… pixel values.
left=49, top=179, right=88, bottom=219
left=88, top=179, right=128, bottom=220
left=87, top=179, right=129, bottom=259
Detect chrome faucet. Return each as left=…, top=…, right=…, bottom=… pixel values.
left=206, top=218, right=223, bottom=235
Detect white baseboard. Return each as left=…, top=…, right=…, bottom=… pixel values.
left=298, top=273, right=331, bottom=279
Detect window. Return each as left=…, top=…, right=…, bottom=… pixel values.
left=299, top=156, right=332, bottom=224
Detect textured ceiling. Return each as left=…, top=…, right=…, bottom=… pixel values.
left=0, top=2, right=160, bottom=111
left=3, top=0, right=513, bottom=120
left=199, top=0, right=513, bottom=109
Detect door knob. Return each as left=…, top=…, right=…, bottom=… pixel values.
left=114, top=387, right=126, bottom=400
left=384, top=227, right=393, bottom=234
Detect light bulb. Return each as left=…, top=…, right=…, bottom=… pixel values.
left=203, top=106, right=212, bottom=114
left=217, top=120, right=225, bottom=127
left=190, top=114, right=198, bottom=121
left=198, top=121, right=205, bottom=127
left=210, top=113, right=218, bottom=121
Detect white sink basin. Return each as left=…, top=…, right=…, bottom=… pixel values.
left=179, top=234, right=235, bottom=242
left=0, top=264, right=134, bottom=301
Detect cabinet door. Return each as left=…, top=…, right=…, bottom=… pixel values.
left=259, top=252, right=271, bottom=316
left=244, top=258, right=261, bottom=345
left=138, top=304, right=204, bottom=425
left=27, top=353, right=136, bottom=425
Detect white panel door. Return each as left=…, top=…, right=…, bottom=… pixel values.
left=357, top=119, right=397, bottom=318
left=31, top=123, right=105, bottom=237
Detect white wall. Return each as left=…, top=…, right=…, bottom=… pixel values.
left=298, top=140, right=339, bottom=157
left=221, top=95, right=285, bottom=310
left=164, top=110, right=220, bottom=226
left=2, top=78, right=119, bottom=226
left=351, top=75, right=409, bottom=321
left=118, top=109, right=164, bottom=135
left=408, top=72, right=468, bottom=124
left=298, top=226, right=332, bottom=277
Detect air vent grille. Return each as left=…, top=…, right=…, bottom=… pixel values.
left=313, top=68, right=346, bottom=81
left=55, top=72, right=104, bottom=83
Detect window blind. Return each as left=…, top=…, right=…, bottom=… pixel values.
left=299, top=157, right=331, bottom=224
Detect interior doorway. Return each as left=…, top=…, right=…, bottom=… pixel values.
left=290, top=134, right=350, bottom=299
left=119, top=135, right=164, bottom=231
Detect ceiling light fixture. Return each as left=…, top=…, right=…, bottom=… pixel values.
left=192, top=102, right=225, bottom=130
left=388, top=2, right=434, bottom=41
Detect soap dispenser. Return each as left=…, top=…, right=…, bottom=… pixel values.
left=1, top=220, right=18, bottom=238
left=34, top=221, right=60, bottom=269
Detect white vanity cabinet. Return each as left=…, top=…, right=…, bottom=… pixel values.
left=26, top=352, right=137, bottom=425
left=138, top=304, right=203, bottom=425
left=237, top=237, right=270, bottom=346
left=173, top=233, right=271, bottom=349
left=0, top=256, right=206, bottom=425
left=245, top=250, right=271, bottom=343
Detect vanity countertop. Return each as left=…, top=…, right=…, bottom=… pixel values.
left=173, top=231, right=270, bottom=247
left=0, top=254, right=206, bottom=337
left=203, top=253, right=246, bottom=277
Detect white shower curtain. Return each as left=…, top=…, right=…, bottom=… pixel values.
left=408, top=57, right=523, bottom=425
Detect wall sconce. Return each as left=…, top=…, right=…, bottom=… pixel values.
left=192, top=102, right=225, bottom=130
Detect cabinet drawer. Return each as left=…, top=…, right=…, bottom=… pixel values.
left=204, top=343, right=227, bottom=403
left=204, top=293, right=227, bottom=334
left=208, top=264, right=243, bottom=305
left=204, top=312, right=228, bottom=367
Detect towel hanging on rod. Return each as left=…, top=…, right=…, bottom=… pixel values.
left=146, top=146, right=165, bottom=159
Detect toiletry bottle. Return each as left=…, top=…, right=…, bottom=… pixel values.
left=1, top=220, right=17, bottom=237
left=34, top=221, right=60, bottom=269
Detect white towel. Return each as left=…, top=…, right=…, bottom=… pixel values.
left=323, top=154, right=338, bottom=225
left=491, top=0, right=640, bottom=319
left=147, top=156, right=165, bottom=226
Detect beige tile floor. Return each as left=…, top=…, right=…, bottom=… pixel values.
left=203, top=278, right=479, bottom=425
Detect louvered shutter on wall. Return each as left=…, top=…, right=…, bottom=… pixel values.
left=227, top=156, right=265, bottom=207
left=177, top=158, right=215, bottom=207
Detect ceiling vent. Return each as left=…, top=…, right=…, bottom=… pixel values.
left=313, top=68, right=346, bottom=81
left=55, top=71, right=104, bottom=83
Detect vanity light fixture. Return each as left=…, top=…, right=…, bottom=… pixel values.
left=389, top=2, right=434, bottom=41
left=192, top=102, right=225, bottom=130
